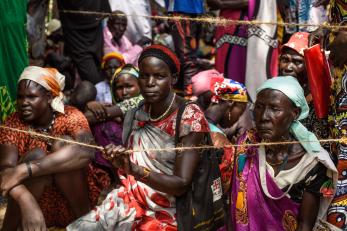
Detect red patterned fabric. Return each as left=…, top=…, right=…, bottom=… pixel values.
left=281, top=32, right=309, bottom=56
left=67, top=104, right=210, bottom=230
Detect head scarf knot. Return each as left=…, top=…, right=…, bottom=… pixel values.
left=256, top=76, right=321, bottom=153
left=18, top=66, right=65, bottom=114
left=210, top=76, right=248, bottom=103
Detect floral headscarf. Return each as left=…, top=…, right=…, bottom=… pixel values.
left=210, top=76, right=248, bottom=103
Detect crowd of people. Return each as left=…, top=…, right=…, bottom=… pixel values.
left=1, top=0, right=347, bottom=230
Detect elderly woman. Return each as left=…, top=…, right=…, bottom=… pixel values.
left=0, top=67, right=110, bottom=230
left=67, top=45, right=211, bottom=230
left=230, top=76, right=337, bottom=230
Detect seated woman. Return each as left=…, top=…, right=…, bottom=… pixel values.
left=192, top=69, right=253, bottom=142
left=85, top=65, right=143, bottom=182
left=67, top=45, right=210, bottom=230
left=0, top=66, right=110, bottom=230
left=86, top=65, right=143, bottom=145
left=103, top=10, right=144, bottom=66
left=230, top=76, right=337, bottom=231
left=95, top=52, right=125, bottom=104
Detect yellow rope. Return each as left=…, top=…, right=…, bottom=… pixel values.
left=59, top=10, right=347, bottom=30
left=0, top=125, right=346, bottom=154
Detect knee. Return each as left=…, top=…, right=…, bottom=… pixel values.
left=20, top=148, right=46, bottom=163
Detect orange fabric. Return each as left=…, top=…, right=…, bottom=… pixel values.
left=42, top=68, right=61, bottom=97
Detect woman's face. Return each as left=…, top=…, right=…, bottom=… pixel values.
left=17, top=81, right=52, bottom=124
left=279, top=48, right=307, bottom=86
left=104, top=59, right=122, bottom=81
left=220, top=102, right=247, bottom=128
left=254, top=89, right=299, bottom=141
left=113, top=73, right=140, bottom=101
left=138, top=57, right=176, bottom=104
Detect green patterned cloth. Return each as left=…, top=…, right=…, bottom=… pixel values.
left=0, top=0, right=28, bottom=122
left=0, top=87, right=16, bottom=122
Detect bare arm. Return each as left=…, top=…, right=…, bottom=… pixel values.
left=84, top=105, right=123, bottom=125
left=0, top=144, right=18, bottom=170
left=207, top=0, right=248, bottom=10
left=107, top=132, right=204, bottom=196
left=0, top=132, right=95, bottom=195
left=297, top=191, right=320, bottom=231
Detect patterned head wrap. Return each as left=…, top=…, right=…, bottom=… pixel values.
left=112, top=64, right=139, bottom=81
left=256, top=76, right=321, bottom=153
left=18, top=66, right=65, bottom=114
left=138, top=44, right=181, bottom=75
left=192, top=69, right=223, bottom=97
left=281, top=32, right=309, bottom=56
left=210, top=76, right=248, bottom=103
left=101, top=52, right=125, bottom=69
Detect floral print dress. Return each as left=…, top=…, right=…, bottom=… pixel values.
left=67, top=104, right=209, bottom=231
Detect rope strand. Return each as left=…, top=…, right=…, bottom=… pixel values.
left=59, top=9, right=347, bottom=30
left=0, top=125, right=345, bottom=154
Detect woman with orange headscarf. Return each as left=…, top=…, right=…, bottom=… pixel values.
left=0, top=66, right=111, bottom=230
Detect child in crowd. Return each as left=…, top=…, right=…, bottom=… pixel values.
left=95, top=52, right=125, bottom=104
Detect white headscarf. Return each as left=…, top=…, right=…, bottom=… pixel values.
left=18, top=66, right=65, bottom=114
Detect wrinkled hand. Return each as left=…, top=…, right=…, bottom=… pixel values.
left=308, top=27, right=326, bottom=47
left=0, top=167, right=23, bottom=196
left=19, top=192, right=47, bottom=231
left=87, top=101, right=108, bottom=121
left=103, top=144, right=133, bottom=174
left=328, top=30, right=347, bottom=68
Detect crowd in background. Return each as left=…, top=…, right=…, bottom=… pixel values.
left=1, top=0, right=347, bottom=230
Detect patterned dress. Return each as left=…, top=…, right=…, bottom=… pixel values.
left=67, top=104, right=210, bottom=230
left=0, top=106, right=111, bottom=227
left=327, top=0, right=347, bottom=229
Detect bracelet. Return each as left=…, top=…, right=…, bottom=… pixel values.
left=26, top=162, right=32, bottom=178
left=140, top=167, right=151, bottom=182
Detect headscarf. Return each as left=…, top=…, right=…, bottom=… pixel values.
left=101, top=52, right=125, bottom=69
left=191, top=69, right=223, bottom=97
left=256, top=76, right=320, bottom=153
left=112, top=64, right=139, bottom=81
left=138, top=44, right=181, bottom=75
left=210, top=76, right=248, bottom=103
left=18, top=66, right=65, bottom=114
left=281, top=32, right=309, bottom=56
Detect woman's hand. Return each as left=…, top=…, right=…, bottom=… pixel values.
left=0, top=164, right=27, bottom=196
left=104, top=144, right=135, bottom=175
left=18, top=191, right=47, bottom=231
left=86, top=101, right=108, bottom=121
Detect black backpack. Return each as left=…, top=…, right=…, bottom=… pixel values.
left=175, top=102, right=226, bottom=231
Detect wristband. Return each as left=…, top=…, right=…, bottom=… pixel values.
left=26, top=162, right=32, bottom=178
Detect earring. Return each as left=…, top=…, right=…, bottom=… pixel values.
left=228, top=111, right=232, bottom=121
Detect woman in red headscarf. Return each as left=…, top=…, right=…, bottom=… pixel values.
left=278, top=32, right=329, bottom=142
